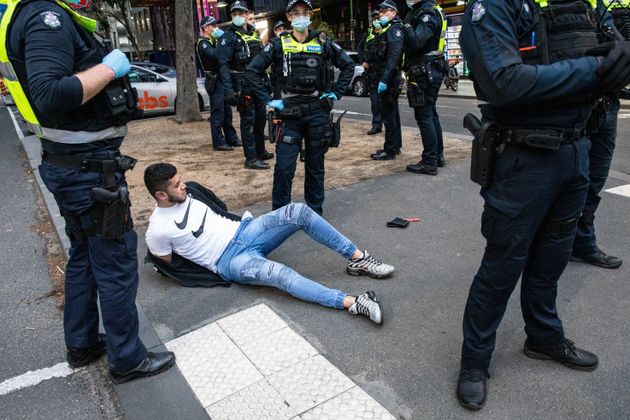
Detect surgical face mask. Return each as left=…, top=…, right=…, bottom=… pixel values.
left=379, top=16, right=390, bottom=26
left=232, top=16, right=246, bottom=27
left=406, top=0, right=416, bottom=7
left=211, top=28, right=224, bottom=38
left=292, top=16, right=311, bottom=32
left=372, top=20, right=381, bottom=29
left=64, top=0, right=90, bottom=8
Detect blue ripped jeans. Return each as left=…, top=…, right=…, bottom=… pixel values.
left=216, top=203, right=357, bottom=309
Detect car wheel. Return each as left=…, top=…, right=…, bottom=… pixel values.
left=353, top=77, right=367, bottom=97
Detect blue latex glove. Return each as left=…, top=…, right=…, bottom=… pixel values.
left=319, top=92, right=338, bottom=101
left=267, top=99, right=284, bottom=110
left=377, top=82, right=388, bottom=94
left=102, top=49, right=131, bottom=79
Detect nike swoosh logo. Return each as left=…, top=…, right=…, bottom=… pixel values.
left=174, top=200, right=192, bottom=229
left=192, top=208, right=208, bottom=238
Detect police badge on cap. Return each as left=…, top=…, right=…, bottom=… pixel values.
left=286, top=0, right=313, bottom=13
left=379, top=0, right=398, bottom=11
left=199, top=15, right=217, bottom=28
left=230, top=1, right=249, bottom=13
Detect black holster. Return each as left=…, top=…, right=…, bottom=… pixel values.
left=204, top=73, right=218, bottom=92
left=407, top=81, right=425, bottom=108
left=464, top=113, right=498, bottom=188
left=267, top=110, right=283, bottom=143
left=329, top=110, right=347, bottom=148
left=90, top=185, right=132, bottom=239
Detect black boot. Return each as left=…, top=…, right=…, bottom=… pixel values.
left=456, top=367, right=489, bottom=411
left=110, top=351, right=176, bottom=384
left=523, top=338, right=598, bottom=371
left=258, top=151, right=275, bottom=161
left=371, top=150, right=396, bottom=160
left=571, top=247, right=622, bottom=269
left=406, top=161, right=437, bottom=175
left=438, top=154, right=446, bottom=167
left=213, top=144, right=234, bottom=151
left=367, top=127, right=382, bottom=135
left=244, top=158, right=270, bottom=169
left=67, top=334, right=107, bottom=368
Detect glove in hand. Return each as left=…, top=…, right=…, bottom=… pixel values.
left=597, top=40, right=630, bottom=95
left=102, top=49, right=130, bottom=79
left=377, top=81, right=388, bottom=94
left=226, top=91, right=238, bottom=106
left=319, top=92, right=338, bottom=101
left=267, top=99, right=284, bottom=110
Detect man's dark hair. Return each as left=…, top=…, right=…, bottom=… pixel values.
left=144, top=163, right=177, bottom=198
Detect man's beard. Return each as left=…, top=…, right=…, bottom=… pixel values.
left=167, top=193, right=187, bottom=204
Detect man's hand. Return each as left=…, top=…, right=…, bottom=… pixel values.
left=101, top=49, right=131, bottom=79
left=226, top=90, right=238, bottom=106
left=319, top=92, right=338, bottom=101
left=362, top=62, right=370, bottom=70
left=267, top=99, right=284, bottom=110
left=597, top=40, right=630, bottom=95
left=377, top=81, right=388, bottom=94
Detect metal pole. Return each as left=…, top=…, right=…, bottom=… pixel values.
left=349, top=0, right=356, bottom=50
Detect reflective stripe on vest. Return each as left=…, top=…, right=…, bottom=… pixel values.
left=196, top=37, right=215, bottom=72
left=434, top=4, right=447, bottom=52
left=366, top=28, right=375, bottom=43
left=534, top=0, right=597, bottom=8
left=280, top=34, right=323, bottom=54
left=605, top=0, right=630, bottom=7
left=0, top=0, right=96, bottom=137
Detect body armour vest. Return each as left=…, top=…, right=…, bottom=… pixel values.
left=520, top=0, right=610, bottom=65
left=606, top=0, right=630, bottom=40
left=275, top=33, right=331, bottom=95
left=0, top=0, right=137, bottom=137
left=196, top=37, right=219, bottom=74
left=230, top=28, right=262, bottom=72
left=365, top=23, right=390, bottom=67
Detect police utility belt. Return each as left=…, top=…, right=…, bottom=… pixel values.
left=463, top=113, right=585, bottom=187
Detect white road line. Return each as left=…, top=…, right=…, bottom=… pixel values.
left=4, top=105, right=24, bottom=140
left=618, top=113, right=630, bottom=119
left=0, top=362, right=78, bottom=396
left=604, top=184, right=630, bottom=198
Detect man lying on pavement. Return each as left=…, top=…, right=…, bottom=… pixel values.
left=143, top=163, right=394, bottom=324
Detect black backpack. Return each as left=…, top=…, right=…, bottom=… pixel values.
left=144, top=181, right=241, bottom=287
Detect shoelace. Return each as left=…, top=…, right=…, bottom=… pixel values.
left=461, top=368, right=488, bottom=382
left=561, top=339, right=577, bottom=356
left=354, top=295, right=372, bottom=317
left=356, top=254, right=382, bottom=268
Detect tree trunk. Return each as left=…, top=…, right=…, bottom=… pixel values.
left=174, top=0, right=201, bottom=123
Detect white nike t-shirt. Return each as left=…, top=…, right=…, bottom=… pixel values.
left=145, top=196, right=241, bottom=273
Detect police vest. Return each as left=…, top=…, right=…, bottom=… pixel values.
left=365, top=23, right=390, bottom=64
left=409, top=2, right=447, bottom=57
left=606, top=0, right=630, bottom=40
left=230, top=28, right=262, bottom=71
left=275, top=33, right=332, bottom=95
left=521, top=0, right=607, bottom=65
left=196, top=37, right=218, bottom=73
left=0, top=0, right=136, bottom=139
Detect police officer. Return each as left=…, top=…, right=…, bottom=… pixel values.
left=403, top=0, right=447, bottom=175
left=2, top=0, right=175, bottom=382
left=357, top=7, right=383, bottom=135
left=245, top=0, right=354, bottom=214
left=273, top=20, right=288, bottom=38
left=571, top=0, right=629, bottom=269
left=219, top=1, right=273, bottom=169
left=196, top=15, right=241, bottom=151
left=456, top=0, right=630, bottom=410
left=369, top=1, right=404, bottom=161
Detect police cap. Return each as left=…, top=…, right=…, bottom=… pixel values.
left=199, top=15, right=217, bottom=28
left=371, top=6, right=380, bottom=17
left=274, top=20, right=287, bottom=30
left=286, top=0, right=313, bottom=13
left=379, top=0, right=398, bottom=12
left=230, top=1, right=249, bottom=13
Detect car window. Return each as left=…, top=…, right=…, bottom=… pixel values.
left=129, top=68, right=158, bottom=83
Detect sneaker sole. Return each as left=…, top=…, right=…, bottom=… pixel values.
left=570, top=255, right=622, bottom=269
left=346, top=267, right=393, bottom=279
left=522, top=347, right=598, bottom=372
left=110, top=357, right=176, bottom=384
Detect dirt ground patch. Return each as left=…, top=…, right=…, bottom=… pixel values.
left=122, top=112, right=471, bottom=232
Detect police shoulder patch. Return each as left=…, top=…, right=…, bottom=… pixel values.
left=471, top=1, right=486, bottom=24
left=422, top=14, right=430, bottom=23
left=40, top=11, right=61, bottom=30
left=395, top=29, right=402, bottom=38
left=221, top=39, right=226, bottom=45
left=264, top=43, right=271, bottom=52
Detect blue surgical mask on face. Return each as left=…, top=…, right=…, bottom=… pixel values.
left=232, top=16, right=246, bottom=27
left=211, top=28, right=224, bottom=38
left=379, top=16, right=390, bottom=26
left=292, top=16, right=311, bottom=32
left=372, top=20, right=381, bottom=29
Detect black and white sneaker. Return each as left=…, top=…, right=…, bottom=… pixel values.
left=347, top=250, right=394, bottom=279
left=348, top=291, right=382, bottom=324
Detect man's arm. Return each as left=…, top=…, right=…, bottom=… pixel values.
left=217, top=33, right=235, bottom=92
left=327, top=40, right=355, bottom=99
left=244, top=41, right=278, bottom=104
left=146, top=226, right=173, bottom=264
left=380, top=23, right=404, bottom=86
left=403, top=10, right=439, bottom=52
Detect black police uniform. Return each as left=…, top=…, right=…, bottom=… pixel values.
left=368, top=17, right=404, bottom=159
left=357, top=25, right=383, bottom=133
left=245, top=30, right=354, bottom=215
left=572, top=0, right=628, bottom=268
left=196, top=35, right=240, bottom=149
left=7, top=0, right=147, bottom=372
left=458, top=0, right=618, bottom=392
left=218, top=22, right=270, bottom=167
left=404, top=0, right=446, bottom=171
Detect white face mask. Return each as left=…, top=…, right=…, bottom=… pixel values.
left=292, top=16, right=311, bottom=32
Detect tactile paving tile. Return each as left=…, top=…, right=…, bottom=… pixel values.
left=217, top=304, right=288, bottom=346
left=239, top=327, right=319, bottom=376
left=268, top=355, right=355, bottom=414
left=206, top=379, right=297, bottom=420
left=165, top=322, right=263, bottom=407
left=300, top=386, right=396, bottom=420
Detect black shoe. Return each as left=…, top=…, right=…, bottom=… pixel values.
left=371, top=150, right=396, bottom=160
left=456, top=367, right=489, bottom=411
left=299, top=149, right=306, bottom=162
left=523, top=338, right=598, bottom=371
left=375, top=148, right=401, bottom=156
left=228, top=139, right=242, bottom=147
left=406, top=162, right=438, bottom=175
left=367, top=127, right=382, bottom=135
left=258, top=151, right=274, bottom=161
left=213, top=144, right=234, bottom=151
left=571, top=247, right=622, bottom=269
left=110, top=351, right=176, bottom=384
left=244, top=159, right=270, bottom=169
left=67, top=334, right=106, bottom=368
left=438, top=155, right=446, bottom=168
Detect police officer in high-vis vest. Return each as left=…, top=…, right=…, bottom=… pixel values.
left=219, top=1, right=272, bottom=170
left=245, top=0, right=354, bottom=215
left=196, top=15, right=241, bottom=151
left=1, top=0, right=175, bottom=382
left=369, top=0, right=404, bottom=161
left=357, top=7, right=383, bottom=135
left=571, top=0, right=629, bottom=269
left=403, top=0, right=447, bottom=175
left=456, top=0, right=630, bottom=410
